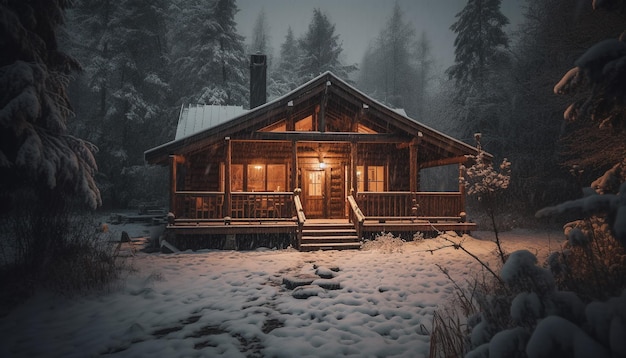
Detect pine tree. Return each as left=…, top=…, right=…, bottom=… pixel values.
left=170, top=0, right=247, bottom=106
left=414, top=32, right=433, bottom=119
left=268, top=26, right=302, bottom=98
left=250, top=9, right=271, bottom=55
left=0, top=0, right=100, bottom=209
left=297, top=8, right=356, bottom=81
left=445, top=0, right=512, bottom=155
left=358, top=2, right=419, bottom=113
left=378, top=2, right=416, bottom=109
left=447, top=0, right=509, bottom=88
left=210, top=0, right=247, bottom=105
left=66, top=0, right=173, bottom=207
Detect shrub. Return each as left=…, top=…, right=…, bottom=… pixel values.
left=548, top=216, right=626, bottom=301
left=362, top=232, right=405, bottom=253
left=0, top=193, right=129, bottom=313
left=431, top=194, right=626, bottom=357
left=461, top=133, right=512, bottom=264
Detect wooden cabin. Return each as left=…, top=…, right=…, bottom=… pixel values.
left=145, top=68, right=490, bottom=251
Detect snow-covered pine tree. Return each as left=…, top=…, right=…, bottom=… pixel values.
left=414, top=32, right=433, bottom=120
left=209, top=0, right=247, bottom=105
left=249, top=9, right=271, bottom=56
left=357, top=2, right=420, bottom=114
left=170, top=0, right=247, bottom=106
left=65, top=0, right=173, bottom=207
left=553, top=23, right=626, bottom=129
left=0, top=0, right=100, bottom=209
left=446, top=0, right=512, bottom=155
left=548, top=0, right=626, bottom=247
left=268, top=26, right=302, bottom=98
left=447, top=0, right=509, bottom=88
left=297, top=8, right=356, bottom=82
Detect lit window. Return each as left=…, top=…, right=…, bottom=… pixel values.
left=308, top=171, right=323, bottom=196
left=248, top=164, right=265, bottom=191
left=356, top=166, right=364, bottom=192
left=267, top=164, right=286, bottom=191
left=368, top=166, right=385, bottom=191
left=356, top=165, right=385, bottom=192
left=225, top=163, right=287, bottom=192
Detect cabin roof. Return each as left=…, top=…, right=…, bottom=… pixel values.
left=146, top=71, right=489, bottom=165
left=175, top=104, right=248, bottom=140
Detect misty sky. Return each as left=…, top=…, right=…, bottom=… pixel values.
left=235, top=0, right=523, bottom=73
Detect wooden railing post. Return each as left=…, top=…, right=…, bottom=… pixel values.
left=459, top=164, right=466, bottom=216
left=409, top=138, right=419, bottom=192
left=347, top=195, right=364, bottom=240
left=350, top=142, right=358, bottom=195
left=291, top=140, right=298, bottom=190
left=169, top=155, right=177, bottom=217
left=293, top=188, right=305, bottom=249
left=224, top=137, right=232, bottom=219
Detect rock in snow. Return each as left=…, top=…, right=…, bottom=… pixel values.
left=292, top=285, right=326, bottom=299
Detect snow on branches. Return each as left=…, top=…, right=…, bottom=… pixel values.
left=461, top=134, right=511, bottom=201
left=0, top=2, right=101, bottom=208
left=537, top=159, right=626, bottom=247
left=554, top=29, right=626, bottom=128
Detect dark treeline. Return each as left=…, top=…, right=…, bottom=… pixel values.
left=58, top=0, right=626, bottom=213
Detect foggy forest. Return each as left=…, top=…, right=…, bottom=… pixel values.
left=1, top=0, right=625, bottom=357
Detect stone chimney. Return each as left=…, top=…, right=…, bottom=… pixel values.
left=249, top=53, right=267, bottom=109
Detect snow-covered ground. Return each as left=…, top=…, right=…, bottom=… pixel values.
left=0, top=221, right=563, bottom=358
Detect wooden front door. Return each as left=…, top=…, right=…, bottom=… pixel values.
left=303, top=169, right=326, bottom=218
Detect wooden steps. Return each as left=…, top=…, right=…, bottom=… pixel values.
left=299, top=222, right=361, bottom=251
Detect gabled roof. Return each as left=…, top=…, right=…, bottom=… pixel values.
left=146, top=72, right=489, bottom=166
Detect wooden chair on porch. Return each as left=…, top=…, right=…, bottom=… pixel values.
left=253, top=198, right=280, bottom=218
left=195, top=197, right=216, bottom=219
left=231, top=197, right=246, bottom=218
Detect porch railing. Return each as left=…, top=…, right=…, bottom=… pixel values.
left=415, top=192, right=464, bottom=219
left=175, top=191, right=225, bottom=220
left=231, top=192, right=294, bottom=219
left=173, top=191, right=294, bottom=220
left=355, top=192, right=417, bottom=218
left=356, top=191, right=464, bottom=219
left=347, top=195, right=364, bottom=238
left=293, top=192, right=306, bottom=249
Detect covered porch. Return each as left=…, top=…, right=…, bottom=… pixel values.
left=146, top=72, right=486, bottom=250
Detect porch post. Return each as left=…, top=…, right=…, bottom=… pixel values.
left=286, top=102, right=295, bottom=131
left=409, top=138, right=419, bottom=192
left=224, top=137, right=232, bottom=217
left=318, top=81, right=330, bottom=132
left=291, top=140, right=298, bottom=190
left=459, top=164, right=466, bottom=215
left=169, top=155, right=177, bottom=216
left=350, top=142, right=358, bottom=195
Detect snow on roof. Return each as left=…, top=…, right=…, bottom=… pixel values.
left=175, top=104, right=249, bottom=140
left=392, top=108, right=407, bottom=117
